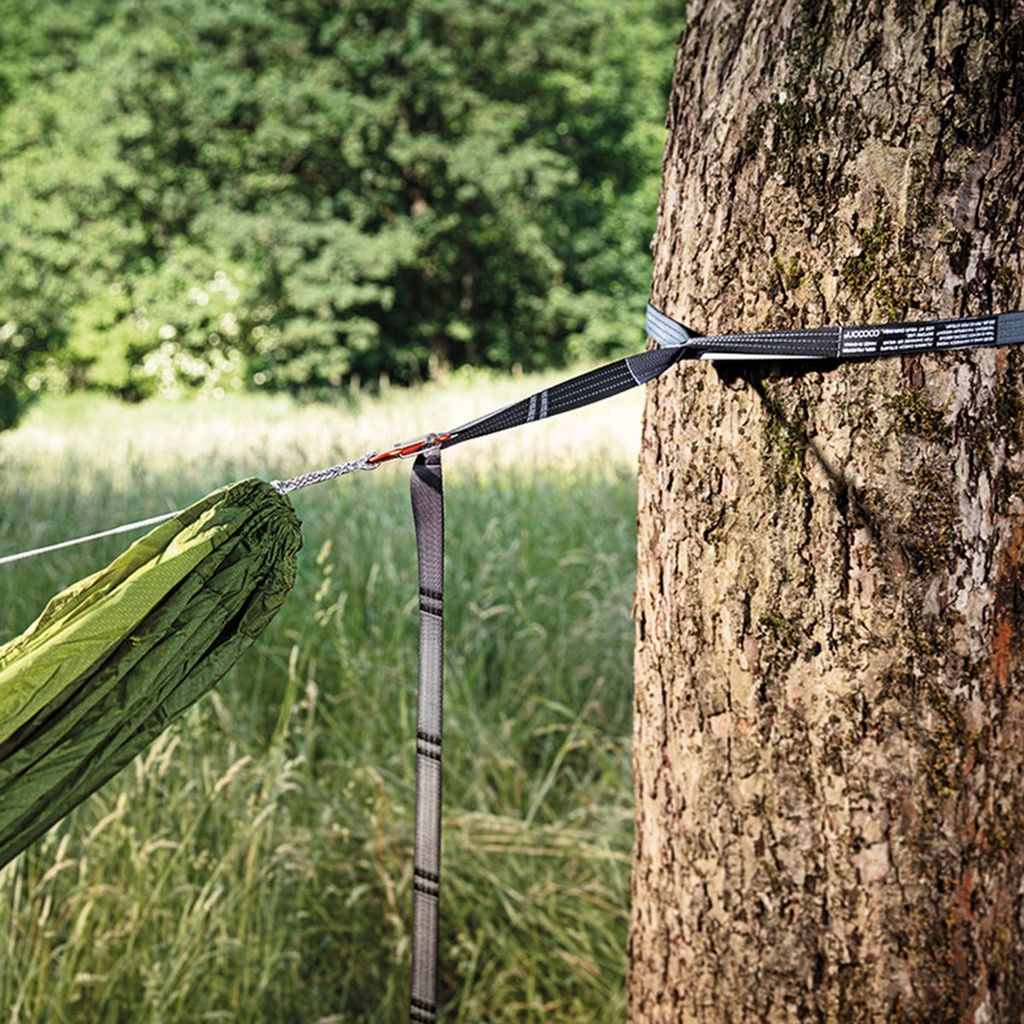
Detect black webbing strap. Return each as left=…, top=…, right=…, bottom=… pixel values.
left=439, top=346, right=685, bottom=450
left=645, top=302, right=1024, bottom=359
left=353, top=304, right=1024, bottom=477
left=409, top=450, right=445, bottom=1024
left=429, top=306, right=1024, bottom=455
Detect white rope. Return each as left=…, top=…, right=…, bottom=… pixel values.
left=0, top=453, right=381, bottom=567
left=0, top=512, right=180, bottom=566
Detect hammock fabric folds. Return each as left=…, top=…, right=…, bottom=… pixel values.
left=0, top=478, right=302, bottom=868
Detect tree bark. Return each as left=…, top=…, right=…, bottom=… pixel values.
left=630, top=2, right=1024, bottom=1021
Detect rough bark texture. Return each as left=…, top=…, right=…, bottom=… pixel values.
left=630, top=2, right=1024, bottom=1021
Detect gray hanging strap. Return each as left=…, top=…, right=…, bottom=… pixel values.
left=409, top=448, right=445, bottom=1024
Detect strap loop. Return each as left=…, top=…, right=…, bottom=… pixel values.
left=409, top=448, right=445, bottom=1023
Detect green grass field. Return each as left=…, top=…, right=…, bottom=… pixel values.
left=0, top=370, right=645, bottom=1022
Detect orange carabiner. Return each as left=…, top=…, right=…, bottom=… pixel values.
left=366, top=432, right=453, bottom=466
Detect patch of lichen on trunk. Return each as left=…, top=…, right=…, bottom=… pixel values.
left=889, top=389, right=950, bottom=441
left=755, top=608, right=804, bottom=703
left=740, top=92, right=823, bottom=184
left=982, top=792, right=1024, bottom=858
left=871, top=377, right=972, bottom=794
left=879, top=384, right=958, bottom=575
left=904, top=465, right=958, bottom=574
left=841, top=212, right=916, bottom=322
left=879, top=655, right=977, bottom=797
left=763, top=414, right=808, bottom=496
left=990, top=348, right=1024, bottom=508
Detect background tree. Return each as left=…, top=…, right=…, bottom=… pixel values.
left=631, top=2, right=1024, bottom=1021
left=0, top=0, right=679, bottom=421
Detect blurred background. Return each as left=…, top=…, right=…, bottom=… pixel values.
left=0, top=2, right=683, bottom=1020
left=0, top=0, right=680, bottom=427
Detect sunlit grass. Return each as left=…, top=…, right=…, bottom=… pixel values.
left=0, top=368, right=645, bottom=1022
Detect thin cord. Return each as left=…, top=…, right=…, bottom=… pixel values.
left=0, top=453, right=381, bottom=567
left=0, top=512, right=180, bottom=567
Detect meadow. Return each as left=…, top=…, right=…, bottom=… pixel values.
left=0, top=368, right=646, bottom=1022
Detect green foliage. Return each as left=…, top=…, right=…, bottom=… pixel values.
left=0, top=0, right=680, bottom=419
left=0, top=0, right=114, bottom=108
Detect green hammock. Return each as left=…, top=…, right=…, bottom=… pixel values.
left=0, top=478, right=302, bottom=868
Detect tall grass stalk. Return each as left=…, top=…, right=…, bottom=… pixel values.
left=0, top=371, right=644, bottom=1022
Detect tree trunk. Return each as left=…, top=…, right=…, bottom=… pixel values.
left=630, top=2, right=1024, bottom=1021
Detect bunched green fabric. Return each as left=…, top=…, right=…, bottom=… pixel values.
left=0, top=478, right=302, bottom=868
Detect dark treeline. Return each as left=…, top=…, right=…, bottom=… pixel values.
left=0, top=0, right=680, bottom=426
